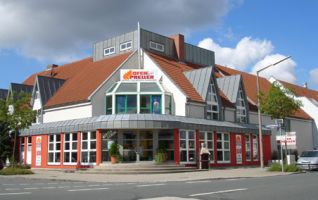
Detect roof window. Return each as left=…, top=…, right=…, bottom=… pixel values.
left=120, top=41, right=132, bottom=51
left=104, top=46, right=115, bottom=56
left=150, top=41, right=164, bottom=52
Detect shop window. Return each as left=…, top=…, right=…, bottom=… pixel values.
left=253, top=135, right=258, bottom=161
left=20, top=137, right=25, bottom=163
left=206, top=82, right=219, bottom=120
left=139, top=131, right=153, bottom=161
left=116, top=95, right=137, bottom=114
left=180, top=130, right=196, bottom=163
left=106, top=95, right=112, bottom=114
left=81, top=131, right=96, bottom=164
left=158, top=130, right=174, bottom=161
left=140, top=95, right=161, bottom=114
left=48, top=134, right=61, bottom=164
left=245, top=134, right=251, bottom=161
left=120, top=41, right=132, bottom=51
left=103, top=46, right=115, bottom=56
left=199, top=131, right=214, bottom=162
left=165, top=95, right=172, bottom=114
left=216, top=132, right=230, bottom=163
left=64, top=133, right=78, bottom=164
left=149, top=41, right=164, bottom=52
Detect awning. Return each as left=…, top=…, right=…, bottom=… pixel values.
left=20, top=114, right=270, bottom=136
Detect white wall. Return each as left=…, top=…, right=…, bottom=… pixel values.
left=144, top=52, right=187, bottom=116
left=43, top=103, right=92, bottom=123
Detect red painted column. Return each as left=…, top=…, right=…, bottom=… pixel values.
left=230, top=133, right=236, bottom=166
left=77, top=131, right=81, bottom=168
left=242, top=134, right=246, bottom=165
left=195, top=129, right=200, bottom=165
left=96, top=129, right=102, bottom=166
left=42, top=135, right=48, bottom=168
left=60, top=133, right=64, bottom=167
left=263, top=135, right=271, bottom=166
left=31, top=136, right=36, bottom=168
left=251, top=134, right=254, bottom=163
left=23, top=137, right=27, bottom=166
left=174, top=128, right=180, bottom=165
left=213, top=131, right=218, bottom=164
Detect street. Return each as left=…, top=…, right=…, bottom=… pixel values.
left=0, top=172, right=317, bottom=200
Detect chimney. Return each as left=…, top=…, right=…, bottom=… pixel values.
left=171, top=34, right=185, bottom=61
left=303, top=82, right=308, bottom=89
left=47, top=64, right=58, bottom=77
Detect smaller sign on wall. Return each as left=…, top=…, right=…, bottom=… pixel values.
left=276, top=132, right=296, bottom=149
left=236, top=135, right=242, bottom=164
left=121, top=69, right=156, bottom=81
left=35, top=136, right=42, bottom=166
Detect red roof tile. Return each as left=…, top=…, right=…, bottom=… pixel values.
left=215, top=64, right=312, bottom=120
left=24, top=53, right=131, bottom=108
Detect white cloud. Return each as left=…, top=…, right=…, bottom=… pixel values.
left=198, top=37, right=273, bottom=70
left=309, top=68, right=318, bottom=85
left=251, top=54, right=297, bottom=83
left=0, top=0, right=232, bottom=63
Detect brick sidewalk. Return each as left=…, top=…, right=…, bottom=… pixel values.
left=8, top=167, right=291, bottom=183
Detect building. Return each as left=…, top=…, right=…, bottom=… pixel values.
left=15, top=27, right=275, bottom=169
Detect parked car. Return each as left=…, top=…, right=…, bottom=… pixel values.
left=297, top=150, right=318, bottom=170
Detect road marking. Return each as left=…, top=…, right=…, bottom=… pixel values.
left=88, top=184, right=100, bottom=187
left=5, top=188, right=19, bottom=191
left=72, top=185, right=83, bottom=188
left=137, top=184, right=166, bottom=187
left=24, top=187, right=39, bottom=190
left=2, top=184, right=14, bottom=186
left=67, top=188, right=109, bottom=192
left=0, top=192, right=31, bottom=196
left=186, top=180, right=211, bottom=184
left=42, top=186, right=56, bottom=189
left=189, top=188, right=248, bottom=197
left=19, top=183, right=28, bottom=186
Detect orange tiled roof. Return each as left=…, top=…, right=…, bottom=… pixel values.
left=24, top=53, right=131, bottom=108
left=147, top=52, right=204, bottom=103
left=215, top=64, right=312, bottom=120
left=279, top=80, right=318, bottom=101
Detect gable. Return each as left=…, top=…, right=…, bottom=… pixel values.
left=217, top=75, right=241, bottom=103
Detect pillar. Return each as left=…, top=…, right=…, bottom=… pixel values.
left=77, top=131, right=81, bottom=168
left=174, top=128, right=180, bottom=165
left=96, top=129, right=102, bottom=166
left=23, top=137, right=27, bottom=166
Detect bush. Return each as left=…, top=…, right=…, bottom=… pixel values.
left=0, top=167, right=33, bottom=175
left=109, top=142, right=120, bottom=157
left=268, top=163, right=300, bottom=172
left=155, top=152, right=166, bottom=164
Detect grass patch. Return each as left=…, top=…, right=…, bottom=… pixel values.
left=0, top=167, right=33, bottom=175
left=268, top=163, right=300, bottom=172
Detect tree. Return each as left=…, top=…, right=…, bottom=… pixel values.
left=259, top=81, right=302, bottom=120
left=0, top=92, right=35, bottom=165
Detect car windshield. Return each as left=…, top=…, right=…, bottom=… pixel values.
left=300, top=151, right=318, bottom=157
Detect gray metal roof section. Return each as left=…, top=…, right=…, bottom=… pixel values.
left=35, top=75, right=65, bottom=106
left=184, top=66, right=213, bottom=100
left=0, top=89, right=8, bottom=100
left=217, top=75, right=241, bottom=103
left=20, top=114, right=270, bottom=136
left=9, top=83, right=33, bottom=101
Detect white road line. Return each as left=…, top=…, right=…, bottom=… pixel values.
left=42, top=186, right=56, bottom=189
left=24, top=187, right=39, bottom=190
left=5, top=188, right=19, bottom=191
left=186, top=180, right=211, bottom=184
left=67, top=188, right=109, bottom=192
left=73, top=185, right=83, bottom=188
left=88, top=184, right=100, bottom=187
left=2, top=184, right=14, bottom=186
left=137, top=184, right=166, bottom=187
left=0, top=192, right=31, bottom=196
left=189, top=188, right=248, bottom=197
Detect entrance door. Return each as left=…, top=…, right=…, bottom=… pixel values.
left=123, top=132, right=137, bottom=162
left=26, top=137, right=32, bottom=165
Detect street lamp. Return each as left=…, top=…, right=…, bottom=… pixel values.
left=256, top=56, right=291, bottom=168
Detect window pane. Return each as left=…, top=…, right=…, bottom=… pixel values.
left=140, top=95, right=151, bottom=113
left=207, top=132, right=213, bottom=140
left=90, top=132, right=96, bottom=140
left=73, top=133, right=78, bottom=141
left=90, top=141, right=96, bottom=150
left=65, top=134, right=70, bottom=141
left=151, top=95, right=161, bottom=114
left=106, top=96, right=112, bottom=114
left=116, top=83, right=137, bottom=92
left=188, top=151, right=196, bottom=162
left=90, top=152, right=96, bottom=163
left=127, top=95, right=137, bottom=113
left=116, top=95, right=126, bottom=113
left=180, top=131, right=186, bottom=139
left=217, top=151, right=223, bottom=161
left=56, top=143, right=60, bottom=150
left=82, top=141, right=88, bottom=149
left=81, top=152, right=88, bottom=163
left=64, top=152, right=70, bottom=163
left=224, top=134, right=229, bottom=141
left=224, top=142, right=229, bottom=149
left=71, top=152, right=77, bottom=163
left=140, top=82, right=161, bottom=92
left=82, top=132, right=88, bottom=140
left=217, top=133, right=222, bottom=140
left=180, top=140, right=186, bottom=149
left=188, top=141, right=195, bottom=149
left=207, top=141, right=213, bottom=149
left=48, top=153, right=54, bottom=162
left=72, top=142, right=77, bottom=150
left=56, top=135, right=60, bottom=142
left=65, top=143, right=70, bottom=150
left=199, top=132, right=205, bottom=140
left=188, top=131, right=195, bottom=139
left=55, top=153, right=60, bottom=162
left=180, top=151, right=187, bottom=162
left=49, top=143, right=54, bottom=151
left=224, top=151, right=230, bottom=161
left=49, top=135, right=54, bottom=142
left=217, top=142, right=222, bottom=149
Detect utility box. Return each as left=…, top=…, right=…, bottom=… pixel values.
left=200, top=143, right=210, bottom=170
left=287, top=155, right=296, bottom=165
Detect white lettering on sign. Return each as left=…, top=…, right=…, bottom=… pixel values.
left=121, top=69, right=156, bottom=81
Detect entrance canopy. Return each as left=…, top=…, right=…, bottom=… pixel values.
left=20, top=114, right=270, bottom=136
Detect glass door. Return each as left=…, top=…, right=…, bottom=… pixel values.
left=123, top=132, right=137, bottom=162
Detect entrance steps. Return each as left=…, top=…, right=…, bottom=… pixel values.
left=79, top=162, right=203, bottom=174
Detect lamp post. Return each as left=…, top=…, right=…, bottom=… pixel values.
left=256, top=56, right=291, bottom=168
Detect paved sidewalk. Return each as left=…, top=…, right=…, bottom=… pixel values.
left=7, top=167, right=293, bottom=183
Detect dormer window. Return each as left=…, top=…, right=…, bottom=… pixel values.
left=149, top=41, right=164, bottom=52
left=236, top=88, right=247, bottom=123
left=120, top=41, right=132, bottom=51
left=206, top=82, right=219, bottom=120
left=104, top=47, right=115, bottom=56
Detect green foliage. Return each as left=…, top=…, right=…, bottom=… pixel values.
left=0, top=92, right=36, bottom=164
left=109, top=142, right=120, bottom=157
left=0, top=167, right=33, bottom=175
left=155, top=152, right=166, bottom=164
left=268, top=163, right=300, bottom=172
left=259, top=82, right=302, bottom=119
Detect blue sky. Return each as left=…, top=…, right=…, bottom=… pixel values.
left=1, top=0, right=318, bottom=90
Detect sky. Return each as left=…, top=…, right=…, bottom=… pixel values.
left=0, top=0, right=318, bottom=90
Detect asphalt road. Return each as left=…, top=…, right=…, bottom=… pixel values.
left=1, top=172, right=317, bottom=200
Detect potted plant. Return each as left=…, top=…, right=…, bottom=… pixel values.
left=109, top=142, right=120, bottom=164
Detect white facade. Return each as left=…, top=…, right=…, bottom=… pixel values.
left=43, top=103, right=92, bottom=123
